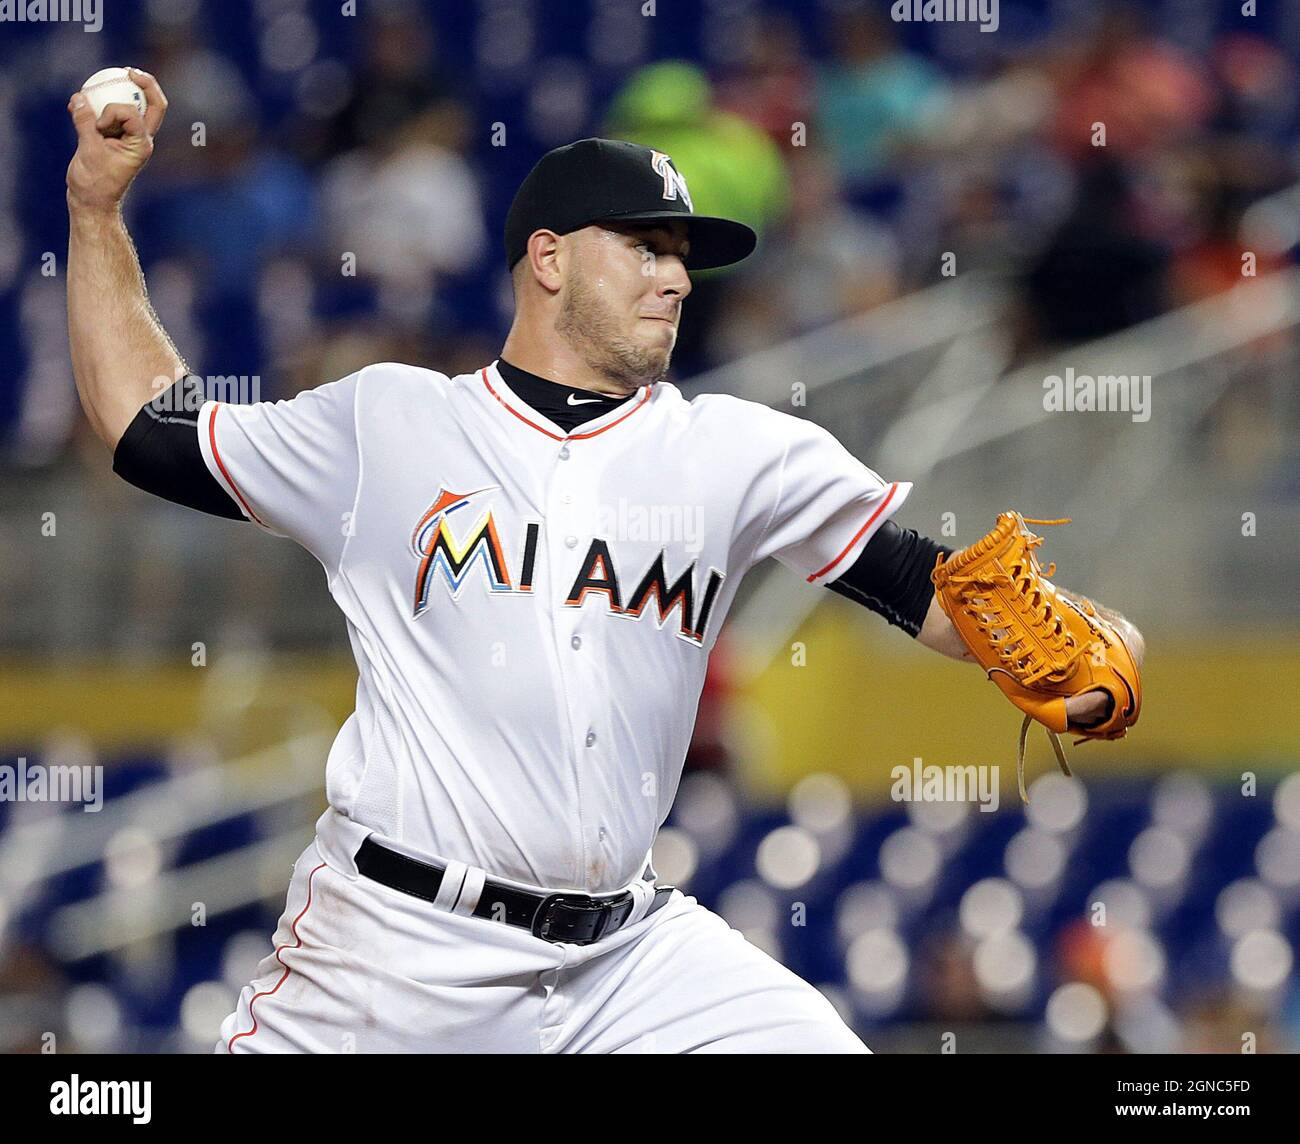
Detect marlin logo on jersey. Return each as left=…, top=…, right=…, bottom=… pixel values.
left=410, top=488, right=725, bottom=645
left=650, top=151, right=693, bottom=212
left=411, top=485, right=537, bottom=613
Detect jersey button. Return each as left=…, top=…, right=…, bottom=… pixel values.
left=565, top=535, right=578, bottom=548
left=570, top=635, right=582, bottom=650
left=558, top=445, right=571, bottom=460
left=585, top=730, right=597, bottom=747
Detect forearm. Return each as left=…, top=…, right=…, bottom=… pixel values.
left=67, top=200, right=187, bottom=449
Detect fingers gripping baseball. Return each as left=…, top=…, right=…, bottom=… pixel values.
left=66, top=69, right=168, bottom=212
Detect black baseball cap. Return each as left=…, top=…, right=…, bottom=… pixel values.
left=504, top=138, right=757, bottom=272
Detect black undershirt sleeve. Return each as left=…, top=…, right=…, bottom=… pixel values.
left=826, top=519, right=953, bottom=637
left=111, top=377, right=245, bottom=521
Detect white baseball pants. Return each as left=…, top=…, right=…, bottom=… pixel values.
left=216, top=813, right=868, bottom=1054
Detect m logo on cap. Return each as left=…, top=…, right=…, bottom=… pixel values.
left=650, top=151, right=694, bottom=213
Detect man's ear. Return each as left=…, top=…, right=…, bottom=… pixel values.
left=525, top=230, right=564, bottom=294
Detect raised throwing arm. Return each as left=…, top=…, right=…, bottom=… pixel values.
left=65, top=69, right=180, bottom=449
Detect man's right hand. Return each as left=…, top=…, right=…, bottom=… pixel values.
left=66, top=68, right=168, bottom=213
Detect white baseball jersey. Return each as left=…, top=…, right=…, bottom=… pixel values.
left=197, top=361, right=910, bottom=893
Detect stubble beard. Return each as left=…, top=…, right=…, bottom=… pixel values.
left=555, top=268, right=673, bottom=391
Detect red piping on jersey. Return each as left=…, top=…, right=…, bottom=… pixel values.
left=481, top=367, right=651, bottom=441
left=208, top=404, right=269, bottom=528
left=806, top=481, right=901, bottom=584
left=225, top=861, right=326, bottom=1053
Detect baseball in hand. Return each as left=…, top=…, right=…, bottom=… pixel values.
left=81, top=67, right=148, bottom=121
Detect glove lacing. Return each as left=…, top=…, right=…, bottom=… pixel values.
left=940, top=516, right=1078, bottom=803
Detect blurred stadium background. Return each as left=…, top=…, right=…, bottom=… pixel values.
left=2, top=0, right=1299, bottom=1053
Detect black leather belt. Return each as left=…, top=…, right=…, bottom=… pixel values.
left=355, top=837, right=675, bottom=946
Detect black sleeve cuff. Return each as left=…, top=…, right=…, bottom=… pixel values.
left=112, top=378, right=246, bottom=521
left=825, top=519, right=953, bottom=637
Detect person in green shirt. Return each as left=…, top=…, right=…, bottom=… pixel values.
left=604, top=60, right=791, bottom=246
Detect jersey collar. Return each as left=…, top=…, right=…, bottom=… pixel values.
left=480, top=361, right=653, bottom=442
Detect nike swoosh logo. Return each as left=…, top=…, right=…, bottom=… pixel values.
left=567, top=393, right=604, bottom=405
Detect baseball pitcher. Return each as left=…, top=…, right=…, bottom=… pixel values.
left=64, top=72, right=1144, bottom=1053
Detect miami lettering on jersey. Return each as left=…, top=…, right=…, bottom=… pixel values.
left=411, top=486, right=725, bottom=646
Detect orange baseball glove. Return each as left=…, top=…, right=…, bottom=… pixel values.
left=931, top=511, right=1142, bottom=803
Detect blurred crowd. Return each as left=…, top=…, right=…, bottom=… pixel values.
left=2, top=0, right=1297, bottom=464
